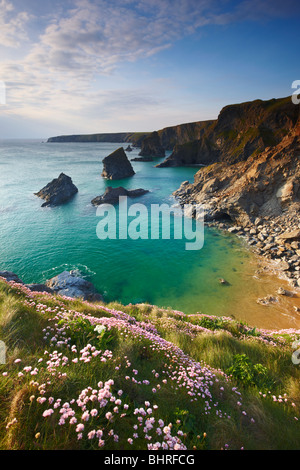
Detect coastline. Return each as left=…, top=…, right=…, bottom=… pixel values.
left=204, top=215, right=300, bottom=320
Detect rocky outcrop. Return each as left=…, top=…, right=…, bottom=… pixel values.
left=173, top=122, right=300, bottom=226
left=35, top=173, right=78, bottom=207
left=157, top=96, right=300, bottom=167
left=125, top=145, right=133, bottom=152
left=131, top=157, right=153, bottom=162
left=46, top=121, right=213, bottom=153
left=157, top=120, right=215, bottom=151
left=138, top=131, right=165, bottom=158
left=0, top=271, right=23, bottom=284
left=102, top=147, right=135, bottom=180
left=26, top=284, right=54, bottom=294
left=46, top=271, right=103, bottom=302
left=91, top=186, right=149, bottom=205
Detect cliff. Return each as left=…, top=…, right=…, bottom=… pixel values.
left=138, top=120, right=214, bottom=157
left=46, top=121, right=215, bottom=156
left=157, top=96, right=300, bottom=167
left=47, top=132, right=150, bottom=147
left=138, top=131, right=165, bottom=158
left=174, top=121, right=300, bottom=225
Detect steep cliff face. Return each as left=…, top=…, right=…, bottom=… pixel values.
left=138, top=120, right=215, bottom=157
left=158, top=97, right=300, bottom=167
left=157, top=120, right=215, bottom=150
left=138, top=131, right=165, bottom=157
left=47, top=121, right=215, bottom=156
left=173, top=122, right=300, bottom=225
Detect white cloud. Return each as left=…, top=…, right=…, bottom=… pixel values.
left=0, top=0, right=299, bottom=137
left=0, top=0, right=31, bottom=47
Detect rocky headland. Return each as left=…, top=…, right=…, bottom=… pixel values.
left=138, top=131, right=165, bottom=158
left=91, top=186, right=149, bottom=205
left=101, top=147, right=135, bottom=180
left=47, top=120, right=215, bottom=157
left=47, top=132, right=149, bottom=147
left=157, top=96, right=299, bottom=167
left=173, top=120, right=300, bottom=289
left=35, top=173, right=78, bottom=207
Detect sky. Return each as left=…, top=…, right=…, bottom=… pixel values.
left=0, top=0, right=299, bottom=139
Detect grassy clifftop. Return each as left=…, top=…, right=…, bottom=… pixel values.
left=1, top=276, right=300, bottom=450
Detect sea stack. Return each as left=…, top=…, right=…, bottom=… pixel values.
left=138, top=131, right=165, bottom=158
left=102, top=147, right=135, bottom=180
left=91, top=186, right=149, bottom=205
left=35, top=173, right=78, bottom=207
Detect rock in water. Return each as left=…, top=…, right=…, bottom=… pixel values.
left=131, top=157, right=153, bottom=162
left=35, top=173, right=78, bottom=207
left=0, top=271, right=24, bottom=284
left=91, top=186, right=149, bottom=205
left=102, top=147, right=135, bottom=180
left=46, top=271, right=103, bottom=302
left=138, top=131, right=165, bottom=158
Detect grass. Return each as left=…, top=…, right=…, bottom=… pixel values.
left=0, top=278, right=300, bottom=450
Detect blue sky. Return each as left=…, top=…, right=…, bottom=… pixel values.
left=0, top=0, right=299, bottom=138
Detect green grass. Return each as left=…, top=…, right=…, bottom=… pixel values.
left=0, top=279, right=300, bottom=450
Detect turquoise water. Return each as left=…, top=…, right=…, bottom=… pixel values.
left=1, top=139, right=299, bottom=328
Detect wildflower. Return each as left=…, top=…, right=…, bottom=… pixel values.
left=94, top=325, right=106, bottom=334
left=42, top=409, right=54, bottom=417
left=76, top=423, right=84, bottom=433
left=88, top=430, right=96, bottom=439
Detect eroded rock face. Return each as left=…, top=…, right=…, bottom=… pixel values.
left=35, top=173, right=78, bottom=207
left=158, top=96, right=300, bottom=167
left=102, top=147, right=135, bottom=180
left=138, top=131, right=165, bottom=158
left=91, top=186, right=149, bottom=205
left=173, top=123, right=300, bottom=226
left=46, top=271, right=103, bottom=302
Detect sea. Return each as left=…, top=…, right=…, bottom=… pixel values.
left=0, top=139, right=299, bottom=329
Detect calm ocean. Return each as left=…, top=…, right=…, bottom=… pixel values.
left=0, top=139, right=298, bottom=328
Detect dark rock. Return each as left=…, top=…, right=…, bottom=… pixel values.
left=125, top=145, right=133, bottom=152
left=139, top=131, right=165, bottom=158
left=102, top=147, right=135, bottom=180
left=91, top=186, right=149, bottom=206
left=0, top=271, right=24, bottom=284
left=26, top=284, right=54, bottom=294
left=46, top=271, right=103, bottom=302
left=35, top=173, right=78, bottom=207
left=131, top=157, right=153, bottom=162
